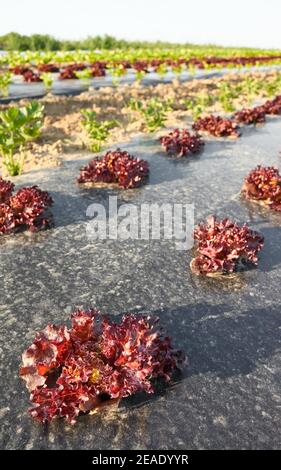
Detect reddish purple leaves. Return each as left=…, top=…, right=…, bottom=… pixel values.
left=78, top=149, right=149, bottom=189
left=90, top=62, right=106, bottom=77
left=190, top=215, right=264, bottom=276
left=10, top=65, right=31, bottom=75
left=233, top=106, right=266, bottom=125
left=22, top=71, right=42, bottom=82
left=192, top=115, right=240, bottom=138
left=37, top=64, right=60, bottom=73
left=0, top=177, right=53, bottom=234
left=241, top=165, right=281, bottom=211
left=0, top=177, right=14, bottom=203
left=20, top=310, right=186, bottom=424
left=261, top=95, right=281, bottom=115
left=232, top=97, right=281, bottom=125
left=160, top=128, right=204, bottom=157
left=59, top=63, right=87, bottom=80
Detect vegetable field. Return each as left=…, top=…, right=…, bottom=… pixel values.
left=0, top=44, right=281, bottom=450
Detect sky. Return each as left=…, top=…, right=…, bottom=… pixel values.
left=1, top=0, right=281, bottom=49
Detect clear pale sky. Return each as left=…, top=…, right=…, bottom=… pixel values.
left=1, top=0, right=281, bottom=48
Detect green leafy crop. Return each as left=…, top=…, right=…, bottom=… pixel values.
left=0, top=102, right=44, bottom=175
left=129, top=97, right=173, bottom=132
left=217, top=82, right=237, bottom=112
left=41, top=72, right=54, bottom=91
left=81, top=109, right=118, bottom=152
left=0, top=72, right=12, bottom=97
left=183, top=92, right=214, bottom=120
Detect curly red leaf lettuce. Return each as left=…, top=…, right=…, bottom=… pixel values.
left=190, top=215, right=264, bottom=276
left=233, top=106, right=266, bottom=125
left=20, top=310, right=186, bottom=424
left=241, top=165, right=281, bottom=211
left=160, top=129, right=204, bottom=157
left=0, top=178, right=53, bottom=234
left=260, top=95, right=281, bottom=115
left=192, top=115, right=240, bottom=138
left=78, top=149, right=149, bottom=189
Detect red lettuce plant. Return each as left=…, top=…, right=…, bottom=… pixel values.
left=0, top=176, right=14, bottom=203
left=190, top=215, right=264, bottom=276
left=233, top=106, right=266, bottom=125
left=160, top=128, right=204, bottom=157
left=22, top=71, right=42, bottom=83
left=0, top=177, right=53, bottom=234
left=192, top=115, right=240, bottom=138
left=10, top=65, right=31, bottom=75
left=59, top=63, right=87, bottom=80
left=37, top=64, right=59, bottom=73
left=91, top=60, right=108, bottom=69
left=241, top=165, right=281, bottom=211
left=78, top=149, right=149, bottom=189
left=188, top=58, right=205, bottom=69
left=132, top=60, right=149, bottom=73
left=91, top=62, right=106, bottom=77
left=20, top=309, right=185, bottom=424
left=261, top=95, right=281, bottom=115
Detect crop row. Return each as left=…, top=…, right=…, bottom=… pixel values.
left=0, top=72, right=279, bottom=424
left=1, top=71, right=281, bottom=176
left=2, top=45, right=281, bottom=65
left=3, top=53, right=281, bottom=83
left=13, top=150, right=281, bottom=422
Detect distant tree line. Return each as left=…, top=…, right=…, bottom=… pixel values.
left=0, top=32, right=193, bottom=51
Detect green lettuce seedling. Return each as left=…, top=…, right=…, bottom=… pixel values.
left=0, top=102, right=44, bottom=175
left=81, top=109, right=118, bottom=152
